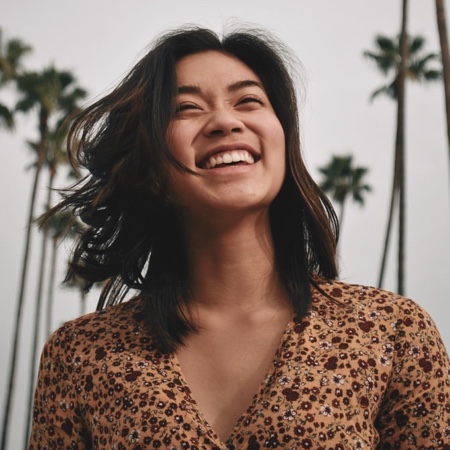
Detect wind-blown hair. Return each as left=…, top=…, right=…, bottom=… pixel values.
left=52, top=26, right=339, bottom=352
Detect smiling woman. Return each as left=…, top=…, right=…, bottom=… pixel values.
left=28, top=26, right=450, bottom=449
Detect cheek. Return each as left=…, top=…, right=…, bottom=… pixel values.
left=165, top=166, right=191, bottom=208
left=166, top=122, right=189, bottom=163
left=264, top=112, right=285, bottom=147
left=270, top=120, right=286, bottom=167
left=272, top=123, right=287, bottom=186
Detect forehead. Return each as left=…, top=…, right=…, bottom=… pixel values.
left=175, top=50, right=262, bottom=87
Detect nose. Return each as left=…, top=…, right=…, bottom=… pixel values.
left=203, top=109, right=244, bottom=137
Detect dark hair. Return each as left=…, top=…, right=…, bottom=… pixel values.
left=52, top=26, right=338, bottom=352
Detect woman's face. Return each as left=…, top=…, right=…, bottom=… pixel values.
left=166, top=50, right=286, bottom=218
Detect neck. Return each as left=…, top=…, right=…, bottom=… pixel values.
left=180, top=210, right=289, bottom=316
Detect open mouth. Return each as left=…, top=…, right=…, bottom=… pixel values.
left=199, top=150, right=258, bottom=169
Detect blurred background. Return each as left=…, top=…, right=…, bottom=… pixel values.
left=1, top=1, right=449, bottom=448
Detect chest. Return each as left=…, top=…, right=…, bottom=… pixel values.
left=77, top=317, right=391, bottom=449
left=175, top=322, right=290, bottom=441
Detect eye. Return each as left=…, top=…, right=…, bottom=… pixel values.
left=177, top=103, right=198, bottom=111
left=179, top=103, right=199, bottom=110
left=175, top=102, right=201, bottom=115
left=236, top=95, right=264, bottom=108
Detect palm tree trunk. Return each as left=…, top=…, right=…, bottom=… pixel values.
left=1, top=111, right=48, bottom=450
left=80, top=290, right=87, bottom=317
left=338, top=201, right=345, bottom=229
left=436, top=0, right=450, bottom=183
left=46, top=237, right=58, bottom=337
left=43, top=167, right=56, bottom=338
left=377, top=184, right=399, bottom=288
left=377, top=0, right=408, bottom=294
left=397, top=0, right=409, bottom=295
left=23, top=166, right=54, bottom=448
left=23, top=208, right=49, bottom=448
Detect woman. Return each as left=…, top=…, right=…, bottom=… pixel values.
left=29, top=27, right=450, bottom=449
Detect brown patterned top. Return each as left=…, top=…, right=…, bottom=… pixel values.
left=29, top=279, right=450, bottom=449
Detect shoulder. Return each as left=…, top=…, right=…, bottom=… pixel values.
left=42, top=297, right=151, bottom=359
left=53, top=296, right=145, bottom=337
left=311, top=277, right=437, bottom=328
left=308, top=277, right=449, bottom=352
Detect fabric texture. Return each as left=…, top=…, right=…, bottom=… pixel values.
left=28, top=279, right=450, bottom=449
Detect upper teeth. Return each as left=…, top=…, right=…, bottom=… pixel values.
left=203, top=150, right=255, bottom=169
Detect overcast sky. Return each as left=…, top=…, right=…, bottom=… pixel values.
left=1, top=1, right=449, bottom=447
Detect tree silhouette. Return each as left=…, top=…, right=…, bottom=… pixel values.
left=435, top=0, right=450, bottom=181
left=364, top=34, right=441, bottom=101
left=318, top=155, right=371, bottom=227
left=0, top=29, right=31, bottom=129
left=1, top=66, right=87, bottom=450
left=364, top=10, right=441, bottom=293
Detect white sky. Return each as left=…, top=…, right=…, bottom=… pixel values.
left=1, top=1, right=449, bottom=447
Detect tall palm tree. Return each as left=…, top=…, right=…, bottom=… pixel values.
left=22, top=131, right=73, bottom=339
left=1, top=66, right=87, bottom=450
left=0, top=29, right=31, bottom=129
left=22, top=132, right=75, bottom=446
left=318, top=155, right=372, bottom=227
left=364, top=3, right=441, bottom=294
left=42, top=124, right=81, bottom=338
left=23, top=200, right=85, bottom=448
left=26, top=88, right=87, bottom=450
left=435, top=0, right=450, bottom=179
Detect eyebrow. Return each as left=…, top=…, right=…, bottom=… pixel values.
left=177, top=79, right=264, bottom=95
left=228, top=80, right=264, bottom=91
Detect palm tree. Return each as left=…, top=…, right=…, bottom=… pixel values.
left=364, top=3, right=441, bottom=294
left=21, top=133, right=74, bottom=446
left=435, top=0, right=450, bottom=179
left=364, top=34, right=441, bottom=101
left=41, top=125, right=82, bottom=338
left=318, top=155, right=372, bottom=226
left=21, top=131, right=73, bottom=338
left=23, top=201, right=85, bottom=448
left=26, top=87, right=87, bottom=449
left=0, top=29, right=31, bottom=129
left=1, top=66, right=87, bottom=450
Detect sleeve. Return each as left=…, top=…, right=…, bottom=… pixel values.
left=375, top=298, right=450, bottom=449
left=28, top=326, right=91, bottom=450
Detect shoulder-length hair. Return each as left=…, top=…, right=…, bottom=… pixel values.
left=53, top=26, right=338, bottom=352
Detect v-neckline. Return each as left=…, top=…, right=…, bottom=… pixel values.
left=169, top=318, right=294, bottom=447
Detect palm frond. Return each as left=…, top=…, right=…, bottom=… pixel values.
left=363, top=51, right=396, bottom=75
left=0, top=103, right=14, bottom=129
left=15, top=95, right=37, bottom=113
left=0, top=34, right=32, bottom=84
left=375, top=35, right=397, bottom=53
left=365, top=32, right=439, bottom=101
left=409, top=35, right=425, bottom=55
left=370, top=83, right=396, bottom=101
left=423, top=69, right=442, bottom=81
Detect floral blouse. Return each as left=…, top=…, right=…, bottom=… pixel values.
left=29, top=279, right=450, bottom=449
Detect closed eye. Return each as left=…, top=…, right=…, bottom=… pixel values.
left=235, top=96, right=265, bottom=111
left=237, top=96, right=264, bottom=106
left=175, top=102, right=202, bottom=115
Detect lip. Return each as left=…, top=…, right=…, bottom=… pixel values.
left=196, top=143, right=259, bottom=168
